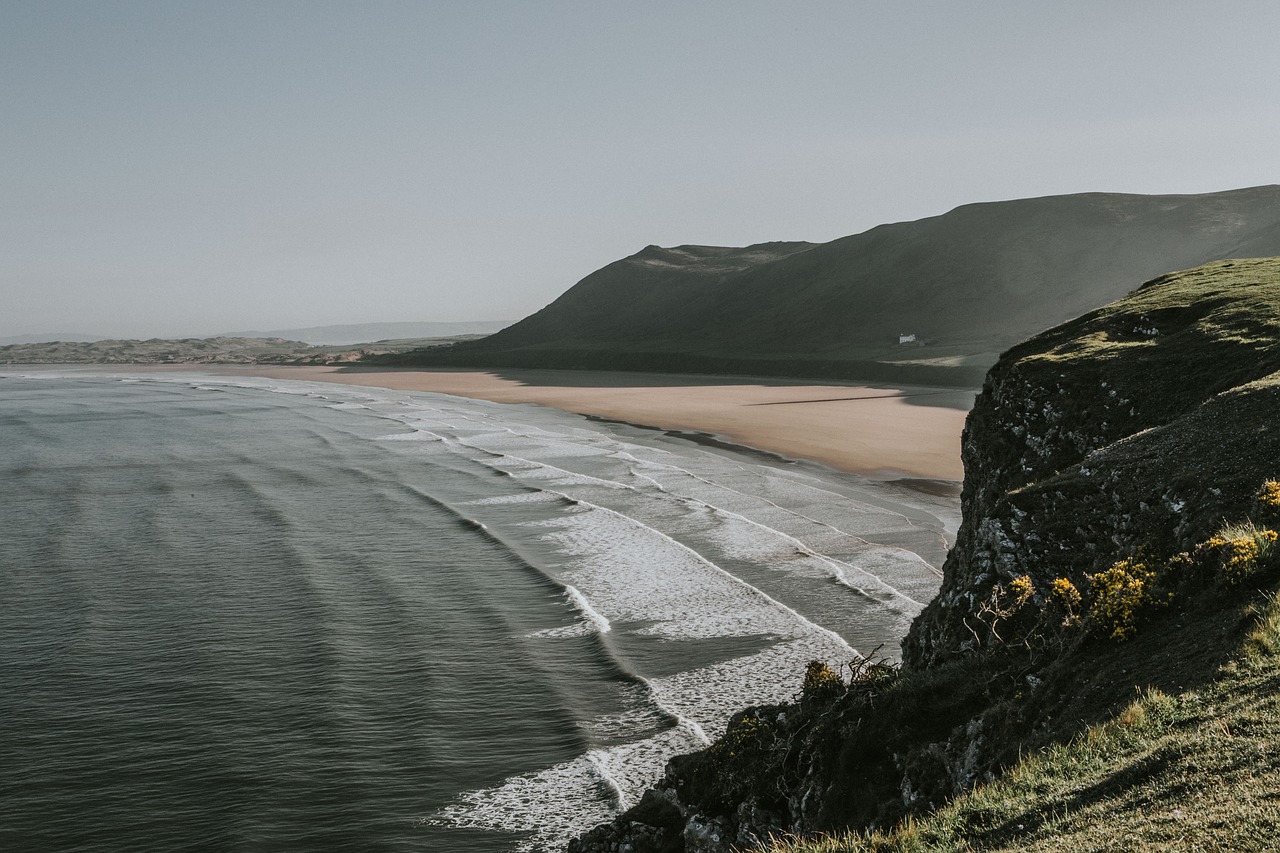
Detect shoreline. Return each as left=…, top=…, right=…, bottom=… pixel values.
left=199, top=365, right=973, bottom=481
left=3, top=363, right=973, bottom=480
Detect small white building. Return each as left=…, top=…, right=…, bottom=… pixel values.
left=898, top=333, right=917, bottom=345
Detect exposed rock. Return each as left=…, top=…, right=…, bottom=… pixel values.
left=906, top=257, right=1280, bottom=667
left=570, top=257, right=1280, bottom=851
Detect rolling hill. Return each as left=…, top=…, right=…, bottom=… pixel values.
left=393, top=185, right=1280, bottom=386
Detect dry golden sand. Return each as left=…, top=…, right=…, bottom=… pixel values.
left=195, top=366, right=972, bottom=480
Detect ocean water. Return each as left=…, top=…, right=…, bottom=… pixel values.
left=0, top=369, right=958, bottom=852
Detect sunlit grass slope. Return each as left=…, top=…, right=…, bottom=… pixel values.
left=768, top=592, right=1280, bottom=852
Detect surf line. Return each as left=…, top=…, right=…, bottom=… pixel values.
left=455, top=450, right=865, bottom=650
left=476, top=448, right=922, bottom=602
left=538, top=487, right=861, bottom=661
left=395, top=482, right=701, bottom=734
left=624, top=459, right=937, bottom=602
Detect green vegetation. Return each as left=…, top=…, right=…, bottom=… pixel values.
left=659, top=496, right=1280, bottom=851
left=1086, top=557, right=1160, bottom=642
left=907, top=257, right=1280, bottom=669
left=764, top=590, right=1280, bottom=852
left=751, top=255, right=1280, bottom=849
left=387, top=187, right=1280, bottom=386
left=802, top=660, right=846, bottom=698
left=570, top=257, right=1280, bottom=852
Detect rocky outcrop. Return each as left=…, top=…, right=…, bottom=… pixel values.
left=905, top=257, right=1280, bottom=667
left=570, top=257, right=1280, bottom=852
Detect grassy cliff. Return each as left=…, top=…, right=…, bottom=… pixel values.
left=389, top=187, right=1280, bottom=386
left=570, top=257, right=1280, bottom=852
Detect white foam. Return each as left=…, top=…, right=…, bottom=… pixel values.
left=530, top=497, right=860, bottom=649
left=426, top=724, right=705, bottom=852
left=466, top=491, right=567, bottom=506
left=374, top=430, right=441, bottom=442
left=93, top=369, right=951, bottom=850
left=427, top=638, right=857, bottom=851
left=564, top=584, right=611, bottom=635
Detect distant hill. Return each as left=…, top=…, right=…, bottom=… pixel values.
left=0, top=321, right=509, bottom=348
left=0, top=337, right=321, bottom=365
left=0, top=333, right=490, bottom=366
left=392, top=186, right=1280, bottom=386
left=222, top=320, right=510, bottom=346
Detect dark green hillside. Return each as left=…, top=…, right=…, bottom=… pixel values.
left=391, top=186, right=1280, bottom=386
left=571, top=257, right=1280, bottom=852
left=477, top=242, right=817, bottom=346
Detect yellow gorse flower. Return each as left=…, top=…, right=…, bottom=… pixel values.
left=1088, top=558, right=1156, bottom=642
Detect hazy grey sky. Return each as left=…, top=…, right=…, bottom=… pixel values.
left=3, top=1, right=1278, bottom=339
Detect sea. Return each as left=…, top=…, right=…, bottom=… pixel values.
left=0, top=368, right=959, bottom=852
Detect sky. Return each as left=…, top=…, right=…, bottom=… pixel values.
left=3, top=1, right=1279, bottom=339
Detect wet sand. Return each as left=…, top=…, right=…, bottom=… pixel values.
left=198, top=365, right=973, bottom=480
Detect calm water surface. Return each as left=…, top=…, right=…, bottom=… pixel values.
left=0, top=369, right=956, bottom=851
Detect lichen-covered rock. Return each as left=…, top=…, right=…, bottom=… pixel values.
left=905, top=258, right=1280, bottom=667
left=572, top=257, right=1280, bottom=852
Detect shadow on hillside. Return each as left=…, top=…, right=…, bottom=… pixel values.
left=330, top=365, right=979, bottom=409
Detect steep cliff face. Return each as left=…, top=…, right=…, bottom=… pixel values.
left=570, top=257, right=1280, bottom=852
left=904, top=257, right=1280, bottom=667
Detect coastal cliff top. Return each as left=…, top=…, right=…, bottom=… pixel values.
left=573, top=256, right=1280, bottom=852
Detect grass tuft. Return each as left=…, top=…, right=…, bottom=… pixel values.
left=1241, top=591, right=1280, bottom=665
left=765, top=591, right=1280, bottom=852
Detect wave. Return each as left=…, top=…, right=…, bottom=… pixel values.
left=32, top=370, right=953, bottom=851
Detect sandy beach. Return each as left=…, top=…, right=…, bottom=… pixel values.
left=196, top=365, right=973, bottom=480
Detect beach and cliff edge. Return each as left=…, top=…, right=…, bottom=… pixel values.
left=193, top=365, right=972, bottom=482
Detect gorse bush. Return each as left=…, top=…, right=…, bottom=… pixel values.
left=1049, top=577, right=1083, bottom=627
left=1007, top=574, right=1034, bottom=606
left=1200, top=522, right=1279, bottom=586
left=1064, top=482, right=1280, bottom=643
left=1087, top=557, right=1158, bottom=642
left=966, top=575, right=1037, bottom=649
left=846, top=651, right=899, bottom=687
left=717, top=714, right=773, bottom=761
left=802, top=660, right=844, bottom=699
left=694, top=711, right=782, bottom=809
left=1253, top=479, right=1280, bottom=522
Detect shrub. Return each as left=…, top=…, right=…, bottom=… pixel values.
left=1049, top=577, right=1083, bottom=627
left=847, top=651, right=899, bottom=687
left=1254, top=479, right=1280, bottom=522
left=1087, top=558, right=1157, bottom=642
left=802, top=660, right=844, bottom=699
left=717, top=714, right=773, bottom=760
left=967, top=575, right=1038, bottom=648
left=1199, top=522, right=1279, bottom=586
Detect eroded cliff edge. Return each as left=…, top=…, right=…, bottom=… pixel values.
left=905, top=257, right=1280, bottom=667
left=570, top=257, right=1280, bottom=852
